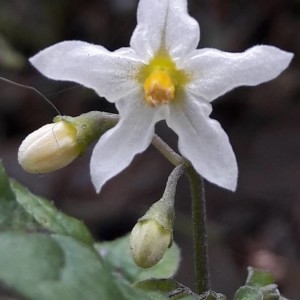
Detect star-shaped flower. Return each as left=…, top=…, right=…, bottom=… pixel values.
left=30, top=0, right=293, bottom=192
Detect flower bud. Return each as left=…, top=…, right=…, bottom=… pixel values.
left=130, top=219, right=172, bottom=268
left=130, top=194, right=175, bottom=268
left=130, top=166, right=184, bottom=268
left=18, top=121, right=81, bottom=173
left=18, top=111, right=118, bottom=174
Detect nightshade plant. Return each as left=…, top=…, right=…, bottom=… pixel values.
left=1, top=0, right=293, bottom=299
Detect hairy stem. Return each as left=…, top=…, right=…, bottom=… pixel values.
left=162, top=164, right=185, bottom=201
left=152, top=134, right=183, bottom=166
left=186, top=164, right=209, bottom=294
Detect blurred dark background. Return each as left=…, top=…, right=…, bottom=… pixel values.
left=0, top=0, right=299, bottom=298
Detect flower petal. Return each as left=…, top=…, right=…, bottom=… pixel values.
left=183, top=45, right=293, bottom=102
left=90, top=92, right=161, bottom=192
left=30, top=41, right=142, bottom=102
left=166, top=94, right=238, bottom=191
left=130, top=0, right=199, bottom=61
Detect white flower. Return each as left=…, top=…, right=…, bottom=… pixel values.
left=29, top=0, right=293, bottom=192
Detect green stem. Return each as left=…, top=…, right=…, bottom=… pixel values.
left=152, top=134, right=183, bottom=166
left=141, top=164, right=185, bottom=232
left=162, top=164, right=185, bottom=200
left=186, top=164, right=209, bottom=294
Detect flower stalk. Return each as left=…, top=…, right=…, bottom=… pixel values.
left=186, top=164, right=209, bottom=294
left=151, top=134, right=183, bottom=166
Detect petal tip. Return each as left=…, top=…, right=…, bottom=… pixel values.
left=215, top=163, right=238, bottom=192
left=90, top=170, right=104, bottom=194
left=227, top=180, right=237, bottom=192
left=213, top=174, right=237, bottom=192
left=28, top=54, right=38, bottom=67
left=284, top=51, right=294, bottom=66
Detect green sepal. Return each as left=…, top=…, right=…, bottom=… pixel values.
left=234, top=266, right=290, bottom=300
left=245, top=267, right=275, bottom=288
left=139, top=197, right=175, bottom=234
left=199, top=291, right=227, bottom=300
left=54, top=111, right=118, bottom=151
left=260, top=284, right=280, bottom=300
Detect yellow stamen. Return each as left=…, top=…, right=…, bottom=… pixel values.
left=144, top=70, right=175, bottom=107
left=137, top=51, right=190, bottom=107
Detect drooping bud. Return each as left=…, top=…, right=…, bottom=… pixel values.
left=18, top=111, right=118, bottom=173
left=130, top=164, right=184, bottom=268
left=130, top=218, right=172, bottom=268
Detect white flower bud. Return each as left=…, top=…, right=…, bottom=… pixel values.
left=130, top=219, right=172, bottom=268
left=18, top=121, right=81, bottom=173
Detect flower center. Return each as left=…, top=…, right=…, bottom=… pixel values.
left=144, top=70, right=175, bottom=107
left=137, top=52, right=189, bottom=108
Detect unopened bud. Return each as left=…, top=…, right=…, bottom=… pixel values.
left=18, top=121, right=81, bottom=173
left=130, top=195, right=175, bottom=268
left=130, top=219, right=172, bottom=268
left=18, top=111, right=118, bottom=173
left=130, top=166, right=184, bottom=268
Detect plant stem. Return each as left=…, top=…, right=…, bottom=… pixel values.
left=186, top=164, right=209, bottom=294
left=162, top=164, right=185, bottom=201
left=152, top=134, right=183, bottom=166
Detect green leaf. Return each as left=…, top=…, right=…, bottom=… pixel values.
left=0, top=232, right=152, bottom=300
left=245, top=267, right=274, bottom=288
left=134, top=278, right=178, bottom=299
left=95, top=234, right=180, bottom=283
left=135, top=278, right=197, bottom=300
left=0, top=162, right=93, bottom=245
left=10, top=179, right=93, bottom=245
left=134, top=278, right=178, bottom=293
left=234, top=286, right=263, bottom=300
left=0, top=162, right=38, bottom=231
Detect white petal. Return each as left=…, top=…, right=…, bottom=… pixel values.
left=30, top=41, right=143, bottom=102
left=130, top=0, right=199, bottom=61
left=90, top=93, right=161, bottom=192
left=166, top=94, right=238, bottom=191
left=183, top=46, right=293, bottom=102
